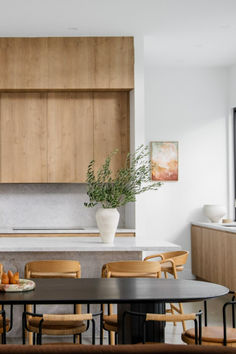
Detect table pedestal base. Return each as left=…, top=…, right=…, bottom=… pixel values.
left=118, top=302, right=165, bottom=344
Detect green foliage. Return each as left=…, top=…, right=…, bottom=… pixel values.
left=84, top=145, right=162, bottom=209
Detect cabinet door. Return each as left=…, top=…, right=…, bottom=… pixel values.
left=48, top=37, right=95, bottom=89
left=0, top=93, right=47, bottom=182
left=48, top=37, right=134, bottom=90
left=94, top=37, right=134, bottom=89
left=0, top=38, right=48, bottom=89
left=94, top=92, right=130, bottom=175
left=47, top=92, right=93, bottom=182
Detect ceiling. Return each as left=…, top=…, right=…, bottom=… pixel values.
left=1, top=0, right=236, bottom=67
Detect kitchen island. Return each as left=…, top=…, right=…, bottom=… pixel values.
left=0, top=234, right=180, bottom=339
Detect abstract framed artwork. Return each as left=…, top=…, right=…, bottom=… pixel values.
left=151, top=141, right=178, bottom=181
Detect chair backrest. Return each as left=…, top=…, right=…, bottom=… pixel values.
left=144, top=251, right=189, bottom=268
left=102, top=261, right=162, bottom=278
left=25, top=260, right=81, bottom=279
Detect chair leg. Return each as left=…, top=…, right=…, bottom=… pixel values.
left=110, top=331, right=115, bottom=345
left=179, top=303, right=186, bottom=331
left=170, top=304, right=176, bottom=326
left=22, top=312, right=26, bottom=345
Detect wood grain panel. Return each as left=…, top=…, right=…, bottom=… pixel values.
left=47, top=92, right=93, bottom=182
left=94, top=37, right=134, bottom=89
left=0, top=93, right=47, bottom=182
left=94, top=92, right=130, bottom=176
left=48, top=37, right=95, bottom=89
left=0, top=38, right=48, bottom=89
left=0, top=232, right=135, bottom=238
left=191, top=225, right=236, bottom=290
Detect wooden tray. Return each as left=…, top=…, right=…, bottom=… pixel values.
left=0, top=279, right=35, bottom=292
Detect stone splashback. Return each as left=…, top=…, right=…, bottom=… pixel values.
left=0, top=184, right=125, bottom=229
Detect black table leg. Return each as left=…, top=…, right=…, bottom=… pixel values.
left=118, top=302, right=165, bottom=344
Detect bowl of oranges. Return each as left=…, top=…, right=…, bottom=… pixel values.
left=0, top=271, right=35, bottom=292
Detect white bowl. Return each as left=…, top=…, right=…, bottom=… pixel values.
left=203, top=204, right=226, bottom=223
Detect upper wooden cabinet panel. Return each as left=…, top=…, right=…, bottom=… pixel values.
left=0, top=37, right=134, bottom=90
left=48, top=37, right=134, bottom=89
left=0, top=93, right=47, bottom=182
left=47, top=92, right=93, bottom=183
left=0, top=38, right=48, bottom=89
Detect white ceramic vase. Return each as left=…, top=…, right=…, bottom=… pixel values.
left=96, top=208, right=120, bottom=243
left=203, top=204, right=226, bottom=223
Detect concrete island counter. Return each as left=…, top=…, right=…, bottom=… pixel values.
left=0, top=236, right=180, bottom=277
left=191, top=222, right=236, bottom=291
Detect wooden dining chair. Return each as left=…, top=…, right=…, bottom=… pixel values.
left=0, top=263, right=13, bottom=344
left=101, top=260, right=162, bottom=345
left=122, top=310, right=203, bottom=345
left=182, top=298, right=236, bottom=347
left=144, top=251, right=189, bottom=331
left=24, top=260, right=96, bottom=345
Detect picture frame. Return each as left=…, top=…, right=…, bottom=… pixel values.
left=150, top=141, right=178, bottom=181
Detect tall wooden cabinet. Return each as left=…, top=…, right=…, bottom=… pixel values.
left=0, top=93, right=48, bottom=183
left=0, top=37, right=133, bottom=183
left=47, top=92, right=94, bottom=183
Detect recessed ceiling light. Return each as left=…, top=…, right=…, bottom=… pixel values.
left=67, top=27, right=79, bottom=31
left=219, top=24, right=231, bottom=30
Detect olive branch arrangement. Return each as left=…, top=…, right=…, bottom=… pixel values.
left=84, top=145, right=162, bottom=209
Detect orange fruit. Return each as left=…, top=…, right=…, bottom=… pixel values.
left=8, top=270, right=14, bottom=284
left=12, top=272, right=19, bottom=284
left=1, top=272, right=9, bottom=284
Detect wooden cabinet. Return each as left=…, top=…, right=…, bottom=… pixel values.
left=0, top=38, right=48, bottom=89
left=0, top=37, right=133, bottom=183
left=0, top=93, right=47, bottom=183
left=0, top=92, right=129, bottom=183
left=47, top=92, right=93, bottom=183
left=0, top=37, right=134, bottom=90
left=191, top=225, right=236, bottom=291
left=94, top=92, right=130, bottom=174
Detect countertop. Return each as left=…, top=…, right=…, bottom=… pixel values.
left=0, top=236, right=180, bottom=252
left=0, top=228, right=135, bottom=234
left=192, top=221, right=236, bottom=233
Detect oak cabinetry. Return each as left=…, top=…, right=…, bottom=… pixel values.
left=94, top=92, right=130, bottom=174
left=0, top=37, right=133, bottom=183
left=47, top=92, right=94, bottom=183
left=0, top=93, right=48, bottom=183
left=191, top=225, right=236, bottom=290
left=0, top=37, right=134, bottom=90
left=0, top=38, right=48, bottom=89
left=0, top=92, right=129, bottom=183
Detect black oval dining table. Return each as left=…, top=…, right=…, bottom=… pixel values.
left=0, top=278, right=228, bottom=344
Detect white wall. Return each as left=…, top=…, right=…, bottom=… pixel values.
left=136, top=66, right=228, bottom=276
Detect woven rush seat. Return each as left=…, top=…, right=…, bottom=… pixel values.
left=103, top=315, right=118, bottom=332
left=182, top=326, right=236, bottom=346
left=28, top=316, right=86, bottom=335
left=0, top=318, right=10, bottom=334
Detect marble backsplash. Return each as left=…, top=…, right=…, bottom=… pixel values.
left=0, top=184, right=125, bottom=229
